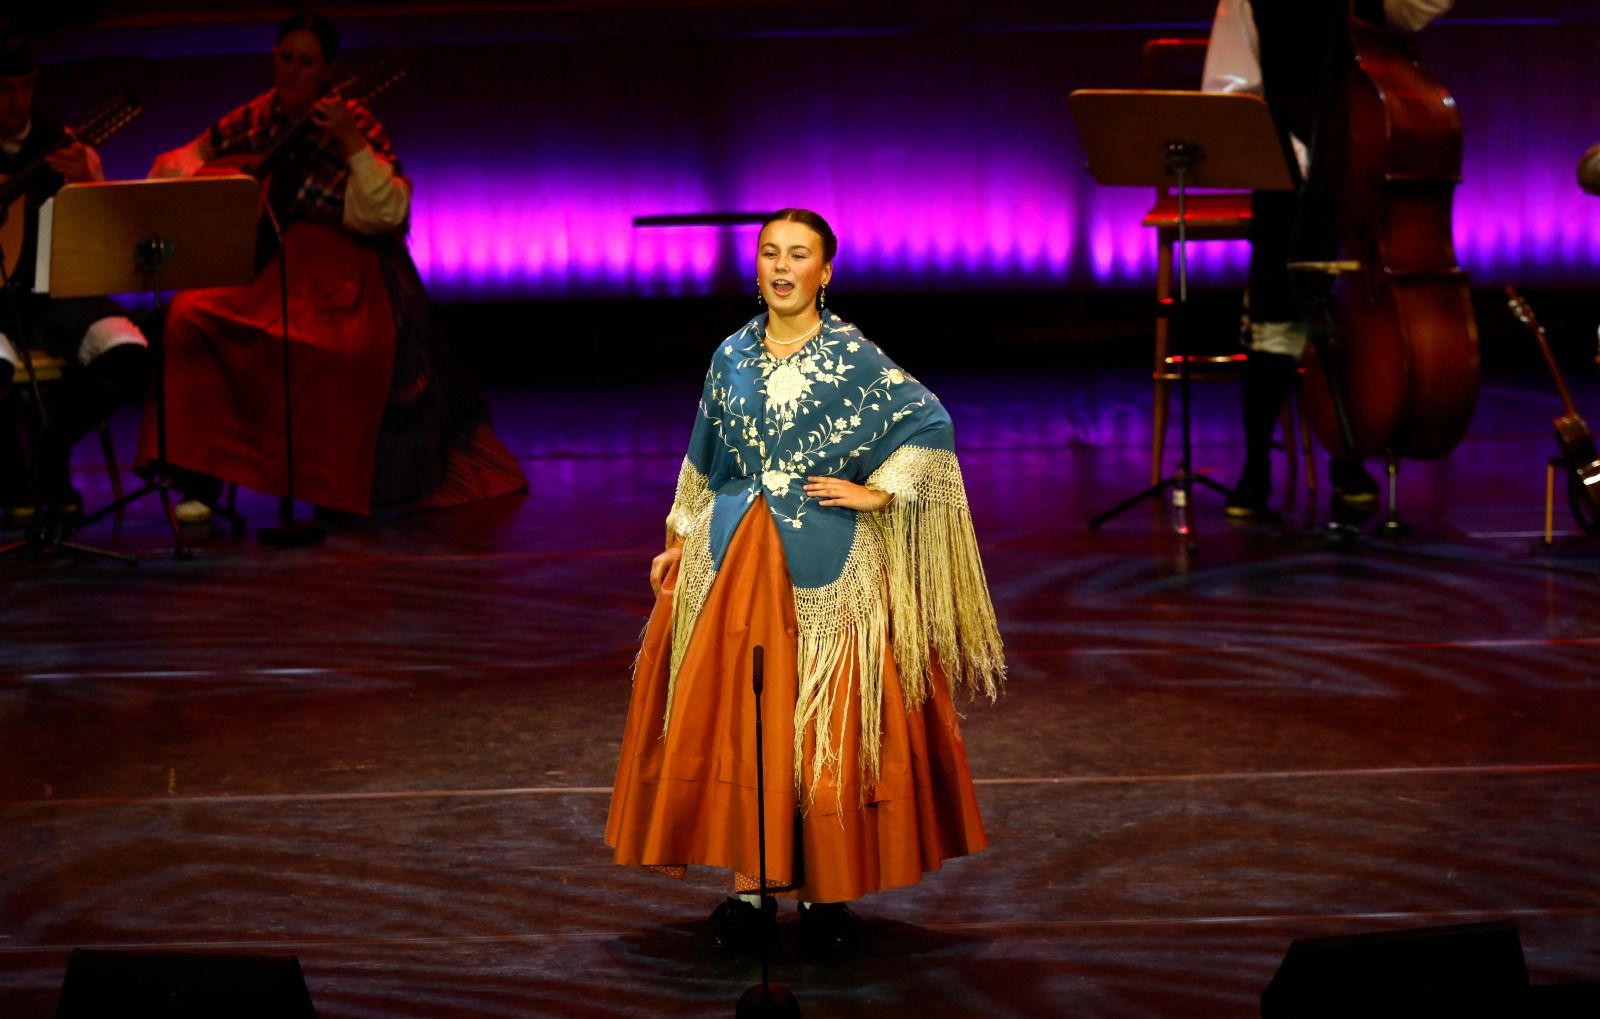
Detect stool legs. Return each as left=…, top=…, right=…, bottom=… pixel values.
left=1150, top=232, right=1174, bottom=486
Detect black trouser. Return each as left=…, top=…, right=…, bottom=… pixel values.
left=0, top=294, right=146, bottom=508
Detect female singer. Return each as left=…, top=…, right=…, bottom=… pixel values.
left=606, top=209, right=1005, bottom=950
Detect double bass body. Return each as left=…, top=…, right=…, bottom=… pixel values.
left=1303, top=14, right=1479, bottom=462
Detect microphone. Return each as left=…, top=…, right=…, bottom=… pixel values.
left=736, top=643, right=800, bottom=1018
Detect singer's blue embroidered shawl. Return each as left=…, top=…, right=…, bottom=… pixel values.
left=659, top=309, right=1005, bottom=788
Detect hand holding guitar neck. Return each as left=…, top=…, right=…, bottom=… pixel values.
left=0, top=92, right=141, bottom=276
left=308, top=94, right=368, bottom=158
left=238, top=60, right=406, bottom=183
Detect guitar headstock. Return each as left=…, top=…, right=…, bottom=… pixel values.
left=73, top=92, right=143, bottom=149
left=332, top=59, right=407, bottom=107
left=1505, top=285, right=1543, bottom=337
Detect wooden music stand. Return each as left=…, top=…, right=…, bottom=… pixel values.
left=1070, top=89, right=1293, bottom=550
left=50, top=175, right=259, bottom=558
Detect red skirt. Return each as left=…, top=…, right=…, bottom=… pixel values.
left=606, top=500, right=987, bottom=903
left=137, top=222, right=526, bottom=515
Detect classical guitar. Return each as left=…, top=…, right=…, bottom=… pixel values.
left=198, top=61, right=405, bottom=267
left=0, top=92, right=142, bottom=280
left=202, top=60, right=406, bottom=185
left=1505, top=286, right=1600, bottom=528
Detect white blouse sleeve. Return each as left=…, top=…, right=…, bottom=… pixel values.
left=1384, top=0, right=1452, bottom=32
left=342, top=146, right=411, bottom=235
left=1202, top=0, right=1261, bottom=95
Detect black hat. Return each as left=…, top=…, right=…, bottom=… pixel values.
left=0, top=33, right=38, bottom=77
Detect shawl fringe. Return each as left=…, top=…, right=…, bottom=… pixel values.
left=660, top=459, right=716, bottom=734
left=665, top=457, right=712, bottom=546
left=791, top=523, right=889, bottom=807
left=867, top=445, right=1006, bottom=706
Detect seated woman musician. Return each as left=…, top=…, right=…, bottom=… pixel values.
left=144, top=9, right=525, bottom=524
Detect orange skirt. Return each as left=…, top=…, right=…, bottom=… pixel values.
left=605, top=500, right=987, bottom=903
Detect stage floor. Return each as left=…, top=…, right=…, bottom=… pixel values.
left=3, top=359, right=1598, bottom=1017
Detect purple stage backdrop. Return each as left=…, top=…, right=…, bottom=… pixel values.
left=36, top=9, right=1600, bottom=300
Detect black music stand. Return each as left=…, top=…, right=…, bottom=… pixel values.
left=49, top=176, right=259, bottom=558
left=1070, top=90, right=1293, bottom=549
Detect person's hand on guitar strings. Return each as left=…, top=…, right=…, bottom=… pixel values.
left=310, top=95, right=368, bottom=159
left=44, top=129, right=102, bottom=183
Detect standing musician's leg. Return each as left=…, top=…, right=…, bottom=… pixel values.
left=1228, top=189, right=1301, bottom=519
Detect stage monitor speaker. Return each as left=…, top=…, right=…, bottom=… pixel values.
left=1261, top=920, right=1530, bottom=1019
left=55, top=949, right=317, bottom=1018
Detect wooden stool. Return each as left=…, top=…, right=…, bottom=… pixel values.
left=1140, top=37, right=1315, bottom=496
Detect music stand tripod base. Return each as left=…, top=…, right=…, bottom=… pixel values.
left=48, top=176, right=260, bottom=558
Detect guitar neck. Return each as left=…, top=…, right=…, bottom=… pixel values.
left=1508, top=287, right=1583, bottom=419
left=1530, top=314, right=1582, bottom=420
left=250, top=66, right=401, bottom=180
left=0, top=97, right=140, bottom=208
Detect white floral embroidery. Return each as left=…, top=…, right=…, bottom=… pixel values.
left=762, top=469, right=796, bottom=496
left=765, top=360, right=811, bottom=409
left=846, top=341, right=860, bottom=352
left=884, top=368, right=905, bottom=385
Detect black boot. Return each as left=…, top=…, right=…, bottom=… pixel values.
left=1, top=389, right=31, bottom=529
left=33, top=344, right=148, bottom=518
left=799, top=901, right=860, bottom=951
left=1225, top=349, right=1298, bottom=519
left=1329, top=456, right=1378, bottom=507
left=709, top=896, right=777, bottom=950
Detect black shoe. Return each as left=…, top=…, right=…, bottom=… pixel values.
left=1330, top=458, right=1378, bottom=508
left=47, top=486, right=83, bottom=524
left=3, top=460, right=32, bottom=529
left=313, top=504, right=357, bottom=528
left=1224, top=459, right=1276, bottom=521
left=799, top=901, right=860, bottom=951
left=709, top=896, right=777, bottom=950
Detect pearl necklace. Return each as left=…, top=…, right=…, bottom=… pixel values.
left=764, top=320, right=822, bottom=348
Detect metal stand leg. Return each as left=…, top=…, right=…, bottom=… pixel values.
left=1090, top=142, right=1227, bottom=553
left=1377, top=452, right=1410, bottom=537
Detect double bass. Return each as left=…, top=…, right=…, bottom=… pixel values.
left=1300, top=2, right=1478, bottom=462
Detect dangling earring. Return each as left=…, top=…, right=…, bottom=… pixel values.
left=756, top=280, right=764, bottom=305
left=819, top=283, right=827, bottom=309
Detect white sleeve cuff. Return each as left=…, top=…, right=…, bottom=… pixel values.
left=1384, top=0, right=1452, bottom=32
left=342, top=146, right=411, bottom=235
left=1202, top=0, right=1262, bottom=95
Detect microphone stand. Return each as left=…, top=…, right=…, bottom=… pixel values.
left=256, top=203, right=324, bottom=547
left=735, top=645, right=800, bottom=1019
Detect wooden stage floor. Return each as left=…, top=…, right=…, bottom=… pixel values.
left=3, top=361, right=1598, bottom=1017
